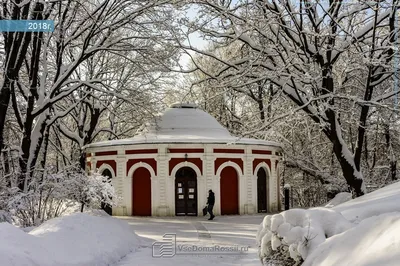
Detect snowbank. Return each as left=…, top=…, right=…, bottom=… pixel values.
left=324, top=192, right=352, bottom=208
left=0, top=212, right=139, bottom=266
left=256, top=208, right=353, bottom=263
left=303, top=212, right=400, bottom=266
left=333, top=181, right=400, bottom=222
left=257, top=181, right=400, bottom=265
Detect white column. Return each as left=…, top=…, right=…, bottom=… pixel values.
left=114, top=154, right=127, bottom=216
left=90, top=156, right=97, bottom=174
left=269, top=159, right=278, bottom=212
left=203, top=145, right=217, bottom=213
left=204, top=145, right=214, bottom=191
left=197, top=157, right=206, bottom=215
left=243, top=146, right=255, bottom=214
left=157, top=146, right=169, bottom=216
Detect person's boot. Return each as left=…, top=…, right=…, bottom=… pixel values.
left=208, top=215, right=215, bottom=220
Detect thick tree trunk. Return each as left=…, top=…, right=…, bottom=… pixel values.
left=385, top=123, right=397, bottom=181
left=0, top=1, right=34, bottom=153
left=79, top=153, right=86, bottom=170
left=326, top=109, right=365, bottom=197
left=257, top=82, right=265, bottom=122
left=0, top=78, right=12, bottom=153
left=335, top=151, right=364, bottom=197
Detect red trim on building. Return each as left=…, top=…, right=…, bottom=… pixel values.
left=169, top=158, right=203, bottom=175
left=214, top=158, right=243, bottom=175
left=168, top=148, right=204, bottom=153
left=213, top=148, right=245, bottom=154
left=252, top=150, right=272, bottom=155
left=125, top=149, right=158, bottom=155
left=96, top=160, right=117, bottom=176
left=127, top=159, right=157, bottom=176
left=252, top=159, right=271, bottom=174
left=95, top=151, right=117, bottom=156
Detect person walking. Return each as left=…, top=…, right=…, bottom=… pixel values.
left=207, top=189, right=215, bottom=220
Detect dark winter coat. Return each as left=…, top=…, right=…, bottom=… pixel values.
left=207, top=191, right=215, bottom=205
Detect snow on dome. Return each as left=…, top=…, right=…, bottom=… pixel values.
left=85, top=103, right=282, bottom=148
left=143, top=103, right=231, bottom=138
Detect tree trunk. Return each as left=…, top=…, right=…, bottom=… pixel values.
left=0, top=78, right=12, bottom=153
left=257, top=81, right=265, bottom=122
left=326, top=109, right=364, bottom=197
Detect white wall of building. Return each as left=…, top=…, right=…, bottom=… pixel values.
left=87, top=143, right=283, bottom=216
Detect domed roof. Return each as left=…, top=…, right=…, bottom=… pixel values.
left=86, top=103, right=282, bottom=148
left=142, top=103, right=231, bottom=138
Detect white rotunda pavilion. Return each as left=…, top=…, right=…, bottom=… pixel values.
left=85, top=103, right=283, bottom=216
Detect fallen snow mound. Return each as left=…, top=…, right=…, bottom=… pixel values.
left=324, top=192, right=352, bottom=208
left=256, top=208, right=353, bottom=264
left=257, top=181, right=400, bottom=265
left=303, top=212, right=400, bottom=266
left=0, top=212, right=139, bottom=266
left=334, top=181, right=400, bottom=222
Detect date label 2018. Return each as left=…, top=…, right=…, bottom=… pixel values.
left=0, top=20, right=54, bottom=32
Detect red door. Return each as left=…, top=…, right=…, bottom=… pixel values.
left=132, top=167, right=151, bottom=216
left=220, top=166, right=239, bottom=215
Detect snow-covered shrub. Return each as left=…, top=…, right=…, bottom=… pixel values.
left=256, top=208, right=353, bottom=264
left=0, top=210, right=12, bottom=223
left=64, top=168, right=117, bottom=212
left=6, top=165, right=116, bottom=227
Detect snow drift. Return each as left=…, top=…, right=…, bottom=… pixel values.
left=256, top=208, right=353, bottom=264
left=0, top=212, right=139, bottom=266
left=303, top=212, right=400, bottom=266
left=333, top=181, right=400, bottom=222
left=257, top=181, right=400, bottom=265
left=324, top=192, right=352, bottom=208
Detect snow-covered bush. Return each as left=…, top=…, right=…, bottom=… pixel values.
left=257, top=208, right=353, bottom=264
left=0, top=210, right=12, bottom=223
left=63, top=168, right=117, bottom=212
left=5, top=165, right=116, bottom=227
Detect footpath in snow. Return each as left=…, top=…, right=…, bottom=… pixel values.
left=116, top=215, right=263, bottom=266
left=0, top=211, right=264, bottom=266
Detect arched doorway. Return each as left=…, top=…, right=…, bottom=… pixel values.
left=175, top=167, right=197, bottom=216
left=101, top=169, right=113, bottom=215
left=257, top=168, right=268, bottom=213
left=132, top=167, right=151, bottom=216
left=220, top=166, right=239, bottom=215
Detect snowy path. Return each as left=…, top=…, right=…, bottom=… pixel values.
left=115, top=215, right=264, bottom=266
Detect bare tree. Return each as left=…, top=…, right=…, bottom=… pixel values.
left=181, top=0, right=399, bottom=196
left=0, top=0, right=179, bottom=192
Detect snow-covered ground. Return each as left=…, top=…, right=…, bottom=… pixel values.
left=257, top=181, right=400, bottom=265
left=0, top=211, right=140, bottom=266
left=116, top=215, right=264, bottom=266
left=0, top=212, right=264, bottom=266
left=2, top=181, right=399, bottom=266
